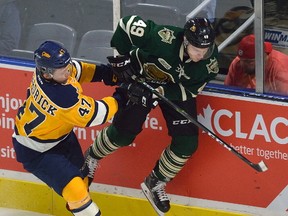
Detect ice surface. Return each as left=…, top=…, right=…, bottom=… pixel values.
left=0, top=208, right=52, bottom=216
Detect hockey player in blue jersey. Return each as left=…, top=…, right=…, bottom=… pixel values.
left=12, top=41, right=131, bottom=216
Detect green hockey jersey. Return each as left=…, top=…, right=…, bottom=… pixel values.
left=111, top=15, right=219, bottom=101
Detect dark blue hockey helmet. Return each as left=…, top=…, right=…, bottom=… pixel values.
left=184, top=17, right=215, bottom=48
left=34, top=41, right=71, bottom=75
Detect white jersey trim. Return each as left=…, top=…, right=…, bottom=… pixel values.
left=12, top=132, right=68, bottom=153
left=72, top=59, right=82, bottom=81
left=89, top=100, right=108, bottom=126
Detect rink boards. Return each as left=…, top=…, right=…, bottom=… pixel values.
left=1, top=59, right=288, bottom=216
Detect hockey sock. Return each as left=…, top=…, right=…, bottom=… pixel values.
left=156, top=135, right=198, bottom=181
left=157, top=146, right=190, bottom=181
left=91, top=126, right=121, bottom=159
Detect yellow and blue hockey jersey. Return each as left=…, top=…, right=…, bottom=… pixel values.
left=13, top=60, right=118, bottom=155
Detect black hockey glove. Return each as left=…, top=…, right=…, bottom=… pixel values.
left=112, top=85, right=129, bottom=108
left=107, top=55, right=138, bottom=83
left=127, top=82, right=158, bottom=108
left=93, top=63, right=118, bottom=86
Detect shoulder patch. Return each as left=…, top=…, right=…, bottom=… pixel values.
left=206, top=57, right=219, bottom=74
left=158, top=28, right=176, bottom=44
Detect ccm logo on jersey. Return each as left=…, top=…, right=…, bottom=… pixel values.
left=172, top=119, right=191, bottom=125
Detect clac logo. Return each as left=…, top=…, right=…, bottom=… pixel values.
left=198, top=104, right=288, bottom=145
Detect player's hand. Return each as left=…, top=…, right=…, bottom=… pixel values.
left=127, top=82, right=158, bottom=108
left=112, top=85, right=129, bottom=108
left=107, top=55, right=138, bottom=83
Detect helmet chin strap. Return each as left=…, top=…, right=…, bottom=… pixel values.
left=48, top=73, right=68, bottom=85
left=202, top=43, right=215, bottom=60
left=38, top=70, right=59, bottom=84
left=47, top=75, right=62, bottom=85
left=183, top=38, right=190, bottom=57
left=183, top=38, right=189, bottom=49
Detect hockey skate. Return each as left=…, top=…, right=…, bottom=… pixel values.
left=141, top=171, right=170, bottom=215
left=81, top=147, right=99, bottom=186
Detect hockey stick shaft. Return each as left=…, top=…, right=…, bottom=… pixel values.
left=135, top=78, right=268, bottom=172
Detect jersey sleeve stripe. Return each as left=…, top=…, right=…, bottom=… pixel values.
left=88, top=100, right=109, bottom=126
left=121, top=15, right=137, bottom=44
left=72, top=60, right=82, bottom=81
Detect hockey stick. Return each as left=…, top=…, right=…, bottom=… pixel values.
left=134, top=77, right=268, bottom=172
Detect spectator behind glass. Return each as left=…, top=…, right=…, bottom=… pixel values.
left=0, top=0, right=21, bottom=55
left=224, top=34, right=288, bottom=95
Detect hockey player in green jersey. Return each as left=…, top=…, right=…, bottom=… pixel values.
left=82, top=15, right=219, bottom=214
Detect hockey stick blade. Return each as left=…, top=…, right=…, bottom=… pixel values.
left=206, top=130, right=268, bottom=172
left=253, top=160, right=268, bottom=172
left=135, top=78, right=268, bottom=172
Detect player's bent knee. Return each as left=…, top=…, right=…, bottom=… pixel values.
left=62, top=176, right=91, bottom=210
left=171, top=135, right=199, bottom=156
left=107, top=125, right=136, bottom=146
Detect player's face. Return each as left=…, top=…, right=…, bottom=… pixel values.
left=186, top=43, right=209, bottom=62
left=52, top=62, right=72, bottom=84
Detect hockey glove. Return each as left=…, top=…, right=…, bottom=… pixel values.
left=93, top=63, right=118, bottom=86
left=107, top=55, right=138, bottom=83
left=127, top=82, right=158, bottom=108
left=112, top=85, right=129, bottom=108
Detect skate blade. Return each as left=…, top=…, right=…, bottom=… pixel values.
left=141, top=183, right=165, bottom=216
